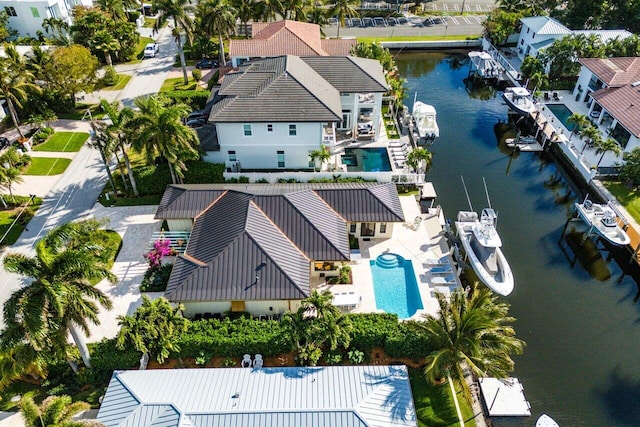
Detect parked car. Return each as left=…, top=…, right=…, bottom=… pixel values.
left=186, top=117, right=206, bottom=128
left=144, top=43, right=159, bottom=58
left=0, top=137, right=9, bottom=149
left=195, top=58, right=218, bottom=69
left=187, top=110, right=205, bottom=121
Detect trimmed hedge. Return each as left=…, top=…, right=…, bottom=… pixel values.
left=184, top=161, right=225, bottom=184
left=163, top=90, right=210, bottom=110
left=133, top=162, right=226, bottom=196
left=86, top=339, right=140, bottom=385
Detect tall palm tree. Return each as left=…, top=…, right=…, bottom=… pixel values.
left=131, top=96, right=200, bottom=184
left=0, top=147, right=25, bottom=202
left=89, top=121, right=119, bottom=195
left=567, top=113, right=589, bottom=142
left=153, top=0, right=194, bottom=84
left=2, top=220, right=117, bottom=371
left=0, top=49, right=41, bottom=139
left=230, top=0, right=256, bottom=38
left=306, top=6, right=329, bottom=31
left=117, top=296, right=188, bottom=364
left=198, top=0, right=237, bottom=67
left=579, top=124, right=600, bottom=154
left=95, top=0, right=127, bottom=22
left=26, top=45, right=52, bottom=81
left=90, top=30, right=120, bottom=66
left=281, top=0, right=309, bottom=21
left=19, top=395, right=91, bottom=427
left=310, top=145, right=331, bottom=171
left=329, top=0, right=358, bottom=38
left=406, top=147, right=433, bottom=173
left=100, top=99, right=139, bottom=196
left=301, top=289, right=341, bottom=319
left=412, top=287, right=525, bottom=405
left=595, top=137, right=622, bottom=167
left=42, top=17, right=71, bottom=45
left=255, top=0, right=283, bottom=22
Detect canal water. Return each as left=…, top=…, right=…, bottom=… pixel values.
left=396, top=51, right=640, bottom=426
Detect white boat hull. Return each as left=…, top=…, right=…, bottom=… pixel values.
left=536, top=414, right=559, bottom=427
left=456, top=218, right=514, bottom=296
left=575, top=202, right=630, bottom=246
left=413, top=101, right=439, bottom=139
left=502, top=87, right=537, bottom=116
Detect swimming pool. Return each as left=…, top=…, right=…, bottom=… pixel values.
left=546, top=104, right=575, bottom=131
left=342, top=148, right=392, bottom=172
left=369, top=253, right=423, bottom=319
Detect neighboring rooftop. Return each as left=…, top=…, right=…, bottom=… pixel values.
left=520, top=16, right=571, bottom=35
left=229, top=20, right=356, bottom=59
left=97, top=366, right=417, bottom=427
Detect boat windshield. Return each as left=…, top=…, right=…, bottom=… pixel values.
left=601, top=212, right=617, bottom=227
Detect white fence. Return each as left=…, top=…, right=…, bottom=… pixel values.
left=223, top=171, right=425, bottom=184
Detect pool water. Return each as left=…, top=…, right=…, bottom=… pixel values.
left=546, top=103, right=575, bottom=131
left=342, top=147, right=392, bottom=172
left=369, top=253, right=423, bottom=319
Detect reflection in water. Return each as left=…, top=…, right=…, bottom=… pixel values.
left=463, top=77, right=499, bottom=100
left=563, top=230, right=612, bottom=281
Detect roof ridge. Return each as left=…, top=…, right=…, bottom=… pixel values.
left=368, top=184, right=405, bottom=221
left=347, top=56, right=388, bottom=90
left=279, top=24, right=326, bottom=55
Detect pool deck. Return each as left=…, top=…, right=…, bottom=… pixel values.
left=319, top=194, right=462, bottom=319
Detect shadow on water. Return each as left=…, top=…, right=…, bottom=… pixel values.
left=562, top=230, right=612, bottom=281
left=596, top=366, right=640, bottom=425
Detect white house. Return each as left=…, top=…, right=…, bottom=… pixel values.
left=0, top=0, right=93, bottom=37
left=517, top=16, right=632, bottom=60
left=572, top=57, right=640, bottom=152
left=154, top=183, right=404, bottom=318
left=202, top=55, right=388, bottom=171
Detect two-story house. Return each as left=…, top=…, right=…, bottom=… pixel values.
left=203, top=54, right=388, bottom=171
left=0, top=0, right=93, bottom=37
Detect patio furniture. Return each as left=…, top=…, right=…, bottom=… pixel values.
left=241, top=354, right=252, bottom=368
left=544, top=92, right=550, bottom=102
left=253, top=354, right=264, bottom=368
left=552, top=92, right=560, bottom=101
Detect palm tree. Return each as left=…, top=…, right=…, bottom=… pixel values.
left=301, top=289, right=341, bottom=319
left=99, top=99, right=139, bottom=196
left=255, top=0, right=283, bottom=22
left=310, top=145, right=331, bottom=171
left=19, top=395, right=91, bottom=427
left=0, top=343, right=47, bottom=392
left=131, top=96, right=199, bottom=184
left=153, top=0, right=194, bottom=84
left=0, top=50, right=41, bottom=139
left=412, top=287, right=525, bottom=406
left=89, top=121, right=119, bottom=195
left=567, top=113, right=589, bottom=142
left=329, top=0, right=358, bottom=38
left=595, top=137, right=622, bottom=168
left=198, top=0, right=237, bottom=67
left=2, top=220, right=117, bottom=371
left=42, top=17, right=71, bottom=45
left=117, top=296, right=188, bottom=364
left=95, top=0, right=126, bottom=22
left=26, top=45, right=52, bottom=81
left=230, top=0, right=255, bottom=38
left=0, top=147, right=26, bottom=202
left=281, top=0, right=308, bottom=21
left=307, top=6, right=329, bottom=31
left=406, top=147, right=433, bottom=173
left=579, top=124, right=600, bottom=154
left=90, top=30, right=120, bottom=66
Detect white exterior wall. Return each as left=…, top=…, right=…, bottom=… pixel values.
left=573, top=67, right=596, bottom=103
left=182, top=301, right=231, bottom=318
left=516, top=24, right=562, bottom=59
left=349, top=222, right=395, bottom=239
left=244, top=300, right=291, bottom=315
left=183, top=300, right=295, bottom=317
left=166, top=219, right=193, bottom=232
left=339, top=92, right=383, bottom=141
left=205, top=122, right=324, bottom=169
left=1, top=0, right=92, bottom=37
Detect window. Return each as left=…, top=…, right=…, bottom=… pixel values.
left=31, top=7, right=39, bottom=18
left=341, top=92, right=349, bottom=97
left=243, top=124, right=252, bottom=136
left=380, top=223, right=387, bottom=233
left=361, top=223, right=375, bottom=237
left=47, top=6, right=57, bottom=18
left=532, top=33, right=536, bottom=39
left=267, top=124, right=273, bottom=132
left=277, top=150, right=285, bottom=168
left=228, top=151, right=236, bottom=162
left=4, top=7, right=16, bottom=16
left=288, top=124, right=297, bottom=136
left=341, top=111, right=351, bottom=129
left=349, top=223, right=356, bottom=233
left=308, top=150, right=315, bottom=168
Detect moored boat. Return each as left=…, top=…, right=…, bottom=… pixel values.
left=412, top=100, right=439, bottom=140
left=574, top=198, right=630, bottom=246
left=536, top=413, right=559, bottom=427
left=502, top=87, right=538, bottom=116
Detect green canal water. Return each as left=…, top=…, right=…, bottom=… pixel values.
left=396, top=51, right=640, bottom=426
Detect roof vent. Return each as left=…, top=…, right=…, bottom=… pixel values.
left=632, top=81, right=640, bottom=87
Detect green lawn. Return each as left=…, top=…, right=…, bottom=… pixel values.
left=160, top=76, right=200, bottom=92
left=98, top=192, right=163, bottom=207
left=56, top=103, right=104, bottom=121
left=23, top=158, right=72, bottom=176
left=357, top=35, right=481, bottom=43
left=410, top=368, right=477, bottom=427
left=33, top=132, right=89, bottom=152
left=0, top=196, right=43, bottom=247
left=102, top=73, right=132, bottom=91
left=603, top=181, right=640, bottom=223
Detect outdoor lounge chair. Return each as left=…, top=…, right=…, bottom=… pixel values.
left=241, top=354, right=252, bottom=368
left=253, top=354, right=264, bottom=368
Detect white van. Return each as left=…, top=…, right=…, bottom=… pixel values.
left=144, top=43, right=159, bottom=58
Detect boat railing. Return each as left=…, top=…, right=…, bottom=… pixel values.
left=606, top=201, right=628, bottom=227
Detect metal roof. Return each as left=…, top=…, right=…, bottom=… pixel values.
left=520, top=16, right=570, bottom=35
left=301, top=56, right=389, bottom=93
left=97, top=366, right=417, bottom=427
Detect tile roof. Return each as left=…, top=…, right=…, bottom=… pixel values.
left=209, top=55, right=342, bottom=123
left=579, top=57, right=640, bottom=86
left=97, top=366, right=417, bottom=427
left=591, top=86, right=640, bottom=137
left=157, top=183, right=404, bottom=302
left=520, top=16, right=570, bottom=35
left=321, top=38, right=358, bottom=56
left=302, top=56, right=388, bottom=93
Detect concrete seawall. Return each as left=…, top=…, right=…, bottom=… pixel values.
left=380, top=39, right=482, bottom=50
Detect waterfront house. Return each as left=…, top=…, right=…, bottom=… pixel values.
left=0, top=0, right=93, bottom=37
left=572, top=57, right=640, bottom=152
left=97, top=366, right=417, bottom=427
left=203, top=54, right=388, bottom=171
left=155, top=183, right=404, bottom=317
left=229, top=19, right=356, bottom=68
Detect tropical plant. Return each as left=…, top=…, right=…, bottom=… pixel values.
left=406, top=147, right=433, bottom=174
left=579, top=124, right=600, bottom=154
left=19, top=395, right=91, bottom=427
left=306, top=6, right=329, bottom=29
left=620, top=148, right=640, bottom=187
left=197, top=0, right=237, bottom=67
left=412, top=287, right=525, bottom=403
left=230, top=0, right=255, bottom=38
left=347, top=348, right=364, bottom=364
left=0, top=147, right=26, bottom=202
left=131, top=95, right=200, bottom=184
left=88, top=120, right=119, bottom=195
left=309, top=145, right=331, bottom=171
left=0, top=47, right=41, bottom=139
left=42, top=17, right=71, bottom=45
left=594, top=137, right=622, bottom=167
left=0, top=343, right=48, bottom=392
left=1, top=220, right=117, bottom=371
left=567, top=113, right=589, bottom=142
left=154, top=0, right=194, bottom=84
left=46, top=45, right=99, bottom=108
left=90, top=29, right=120, bottom=66
left=329, top=0, right=358, bottom=38
left=95, top=0, right=127, bottom=23
left=144, top=238, right=174, bottom=270
left=281, top=0, right=308, bottom=21
left=482, top=9, right=523, bottom=46
left=117, top=296, right=189, bottom=364
left=255, top=0, right=283, bottom=22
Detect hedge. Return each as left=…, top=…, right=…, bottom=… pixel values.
left=163, top=90, right=210, bottom=110
left=132, top=162, right=226, bottom=195
left=86, top=339, right=140, bottom=385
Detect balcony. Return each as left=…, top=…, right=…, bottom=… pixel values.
left=358, top=93, right=375, bottom=104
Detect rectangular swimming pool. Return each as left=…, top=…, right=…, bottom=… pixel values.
left=342, top=147, right=392, bottom=172
left=546, top=103, right=575, bottom=131
left=369, top=253, right=423, bottom=319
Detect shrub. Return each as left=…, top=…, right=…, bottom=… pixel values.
left=140, top=263, right=173, bottom=291
left=255, top=178, right=269, bottom=183
left=133, top=164, right=172, bottom=195
left=222, top=356, right=236, bottom=367
left=346, top=313, right=399, bottom=352
left=183, top=161, right=225, bottom=184
left=207, top=70, right=220, bottom=90
left=163, top=90, right=210, bottom=110
left=32, top=126, right=54, bottom=145
left=192, top=68, right=202, bottom=82
left=127, top=11, right=141, bottom=22
left=324, top=350, right=343, bottom=365
left=385, top=321, right=432, bottom=360
left=86, top=338, right=140, bottom=385
left=103, top=66, right=120, bottom=86
left=348, top=349, right=365, bottom=365
left=238, top=175, right=250, bottom=183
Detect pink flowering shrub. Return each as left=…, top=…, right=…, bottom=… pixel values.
left=144, top=239, right=174, bottom=270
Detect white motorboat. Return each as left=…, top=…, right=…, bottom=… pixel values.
left=412, top=100, right=439, bottom=140
left=536, top=414, right=559, bottom=427
left=502, top=87, right=538, bottom=116
left=505, top=136, right=537, bottom=148
left=575, top=198, right=631, bottom=246
left=468, top=51, right=500, bottom=79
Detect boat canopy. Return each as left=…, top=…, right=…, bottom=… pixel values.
left=507, top=87, right=531, bottom=97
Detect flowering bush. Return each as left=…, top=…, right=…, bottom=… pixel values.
left=144, top=239, right=174, bottom=270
